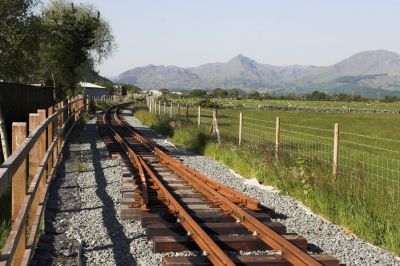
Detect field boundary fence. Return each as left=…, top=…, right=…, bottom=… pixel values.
left=146, top=96, right=400, bottom=234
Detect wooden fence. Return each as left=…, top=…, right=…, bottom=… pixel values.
left=147, top=97, right=342, bottom=177
left=0, top=95, right=87, bottom=266
left=0, top=83, right=55, bottom=164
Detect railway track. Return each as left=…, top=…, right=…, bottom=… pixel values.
left=98, top=103, right=340, bottom=266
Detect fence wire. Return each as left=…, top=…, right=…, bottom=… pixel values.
left=147, top=101, right=400, bottom=217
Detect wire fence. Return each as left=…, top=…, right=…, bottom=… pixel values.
left=146, top=98, right=400, bottom=233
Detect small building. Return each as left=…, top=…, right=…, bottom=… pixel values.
left=80, top=82, right=108, bottom=97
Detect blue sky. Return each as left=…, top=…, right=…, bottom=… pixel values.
left=41, top=0, right=400, bottom=77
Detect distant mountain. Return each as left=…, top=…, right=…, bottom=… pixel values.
left=113, top=50, right=400, bottom=96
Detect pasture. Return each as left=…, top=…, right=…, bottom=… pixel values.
left=136, top=99, right=400, bottom=254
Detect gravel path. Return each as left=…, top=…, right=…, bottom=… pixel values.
left=32, top=118, right=194, bottom=265
left=122, top=108, right=400, bottom=266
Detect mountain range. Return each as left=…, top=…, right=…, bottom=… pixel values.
left=113, top=50, right=400, bottom=96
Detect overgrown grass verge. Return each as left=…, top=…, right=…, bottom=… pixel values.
left=133, top=107, right=400, bottom=256
left=0, top=191, right=11, bottom=252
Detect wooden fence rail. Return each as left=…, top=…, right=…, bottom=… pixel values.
left=0, top=95, right=87, bottom=266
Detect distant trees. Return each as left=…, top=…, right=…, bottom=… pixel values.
left=189, top=89, right=207, bottom=97
left=304, top=90, right=331, bottom=101
left=227, top=88, right=240, bottom=98
left=248, top=91, right=261, bottom=99
left=159, top=88, right=169, bottom=95
left=211, top=88, right=228, bottom=97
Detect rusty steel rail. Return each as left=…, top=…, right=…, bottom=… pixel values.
left=105, top=105, right=235, bottom=265
left=115, top=106, right=261, bottom=211
left=107, top=104, right=332, bottom=266
left=103, top=106, right=149, bottom=210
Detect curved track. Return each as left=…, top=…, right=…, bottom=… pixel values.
left=101, top=104, right=340, bottom=266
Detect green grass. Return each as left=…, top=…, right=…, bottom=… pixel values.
left=135, top=104, right=400, bottom=255
left=165, top=97, right=400, bottom=110
left=0, top=191, right=11, bottom=252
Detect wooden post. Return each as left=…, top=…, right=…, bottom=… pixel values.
left=170, top=102, right=173, bottom=118
left=28, top=113, right=40, bottom=231
left=29, top=113, right=40, bottom=184
left=197, top=106, right=201, bottom=128
left=11, top=123, right=27, bottom=222
left=163, top=102, right=166, bottom=116
left=239, top=112, right=243, bottom=146
left=185, top=104, right=189, bottom=122
left=37, top=109, right=47, bottom=199
left=158, top=100, right=161, bottom=116
left=149, top=99, right=152, bottom=112
left=275, top=117, right=280, bottom=160
left=47, top=106, right=53, bottom=181
left=177, top=103, right=180, bottom=121
left=212, top=109, right=221, bottom=144
left=333, top=123, right=340, bottom=179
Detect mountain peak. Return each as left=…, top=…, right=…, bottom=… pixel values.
left=228, top=54, right=258, bottom=69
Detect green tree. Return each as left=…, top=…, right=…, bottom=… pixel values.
left=0, top=0, right=40, bottom=81
left=38, top=0, right=115, bottom=99
left=227, top=88, right=239, bottom=98
left=248, top=91, right=260, bottom=99
left=212, top=88, right=228, bottom=97
left=160, top=88, right=169, bottom=95
left=189, top=89, right=207, bottom=97
left=125, top=84, right=141, bottom=94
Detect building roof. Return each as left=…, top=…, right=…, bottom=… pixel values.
left=79, top=82, right=106, bottom=89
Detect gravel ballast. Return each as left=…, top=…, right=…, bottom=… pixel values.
left=32, top=118, right=195, bottom=265
left=122, top=108, right=400, bottom=266
left=32, top=110, right=400, bottom=266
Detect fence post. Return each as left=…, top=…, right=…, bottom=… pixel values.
left=185, top=103, right=189, bottom=122
left=164, top=102, right=166, bottom=116
left=197, top=106, right=201, bottom=128
left=333, top=123, right=340, bottom=179
left=170, top=102, right=173, bottom=118
left=239, top=112, right=243, bottom=146
left=158, top=100, right=161, bottom=116
left=212, top=109, right=221, bottom=144
left=37, top=109, right=47, bottom=199
left=28, top=113, right=40, bottom=231
left=149, top=99, right=152, bottom=112
left=275, top=117, right=280, bottom=160
left=11, top=125, right=27, bottom=266
left=11, top=123, right=27, bottom=222
left=177, top=103, right=180, bottom=121
left=47, top=106, right=53, bottom=181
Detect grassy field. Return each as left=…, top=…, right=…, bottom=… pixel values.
left=164, top=97, right=400, bottom=110
left=135, top=101, right=400, bottom=255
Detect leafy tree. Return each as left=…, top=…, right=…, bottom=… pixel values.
left=381, top=96, right=398, bottom=103
left=189, top=89, right=207, bottom=98
left=37, top=0, right=115, bottom=98
left=160, top=88, right=169, bottom=95
left=305, top=90, right=331, bottom=101
left=0, top=0, right=40, bottom=81
left=227, top=88, right=239, bottom=98
left=212, top=88, right=227, bottom=97
left=125, top=84, right=141, bottom=94
left=248, top=91, right=260, bottom=99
